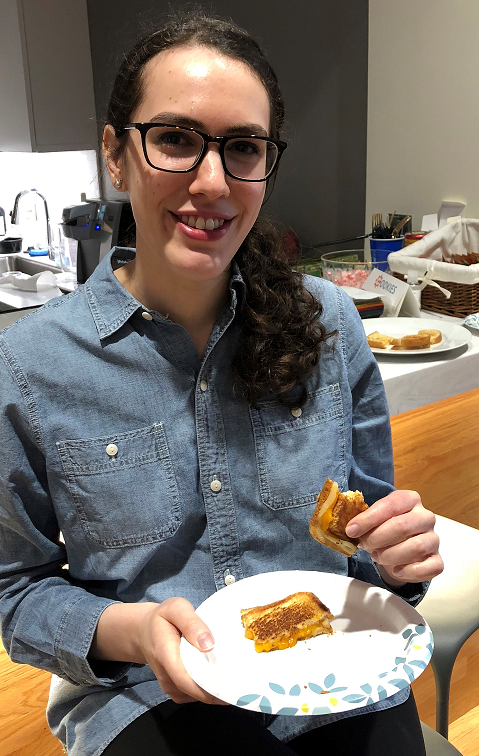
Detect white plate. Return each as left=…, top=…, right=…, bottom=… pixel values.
left=363, top=317, right=471, bottom=355
left=180, top=571, right=433, bottom=716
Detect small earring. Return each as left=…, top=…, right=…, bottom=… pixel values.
left=114, top=178, right=122, bottom=189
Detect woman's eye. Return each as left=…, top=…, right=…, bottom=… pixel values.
left=158, top=131, right=190, bottom=147
left=228, top=139, right=260, bottom=156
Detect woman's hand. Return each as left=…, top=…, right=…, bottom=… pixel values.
left=137, top=598, right=227, bottom=705
left=345, top=489, right=444, bottom=586
left=91, top=598, right=227, bottom=705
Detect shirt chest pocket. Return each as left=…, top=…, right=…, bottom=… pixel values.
left=249, top=383, right=347, bottom=510
left=57, top=422, right=181, bottom=547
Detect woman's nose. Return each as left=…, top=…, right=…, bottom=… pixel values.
left=189, top=145, right=230, bottom=199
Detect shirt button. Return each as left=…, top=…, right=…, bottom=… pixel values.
left=210, top=479, right=222, bottom=492
left=142, top=311, right=153, bottom=321
left=291, top=407, right=302, bottom=418
left=224, top=575, right=236, bottom=586
left=106, top=443, right=118, bottom=457
left=200, top=380, right=208, bottom=392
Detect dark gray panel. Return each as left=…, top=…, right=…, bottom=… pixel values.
left=87, top=0, right=368, bottom=250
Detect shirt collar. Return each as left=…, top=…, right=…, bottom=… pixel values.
left=85, top=247, right=246, bottom=340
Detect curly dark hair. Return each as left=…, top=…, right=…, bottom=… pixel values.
left=105, top=10, right=335, bottom=406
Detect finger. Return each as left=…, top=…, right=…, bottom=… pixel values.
left=381, top=553, right=444, bottom=583
left=346, top=490, right=422, bottom=539
left=160, top=597, right=216, bottom=652
left=149, top=613, right=227, bottom=706
left=360, top=508, right=436, bottom=553
left=370, top=531, right=440, bottom=568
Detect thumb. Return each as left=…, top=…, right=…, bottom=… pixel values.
left=159, top=597, right=215, bottom=653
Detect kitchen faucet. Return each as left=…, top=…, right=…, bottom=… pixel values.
left=10, top=189, right=52, bottom=248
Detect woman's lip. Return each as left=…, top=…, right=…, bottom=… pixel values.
left=171, top=213, right=232, bottom=241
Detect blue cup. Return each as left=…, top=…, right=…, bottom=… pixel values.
left=369, top=236, right=404, bottom=272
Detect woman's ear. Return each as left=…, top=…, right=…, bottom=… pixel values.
left=102, top=125, right=127, bottom=192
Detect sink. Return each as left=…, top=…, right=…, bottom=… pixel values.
left=0, top=253, right=69, bottom=312
left=0, top=253, right=60, bottom=277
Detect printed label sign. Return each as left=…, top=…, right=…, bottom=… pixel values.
left=362, top=268, right=421, bottom=317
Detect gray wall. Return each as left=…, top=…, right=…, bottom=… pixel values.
left=86, top=0, right=368, bottom=253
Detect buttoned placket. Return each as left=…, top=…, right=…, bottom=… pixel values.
left=195, top=303, right=244, bottom=591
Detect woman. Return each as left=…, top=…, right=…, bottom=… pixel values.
left=0, top=12, right=442, bottom=756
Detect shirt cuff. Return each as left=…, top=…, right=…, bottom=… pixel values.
left=54, top=595, right=131, bottom=686
left=349, top=549, right=430, bottom=607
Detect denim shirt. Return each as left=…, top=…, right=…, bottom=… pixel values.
left=0, top=248, right=428, bottom=755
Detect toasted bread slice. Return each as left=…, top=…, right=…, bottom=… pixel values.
left=398, top=333, right=430, bottom=350
left=367, top=332, right=390, bottom=349
left=309, top=478, right=368, bottom=556
left=417, top=328, right=442, bottom=345
left=241, top=591, right=334, bottom=652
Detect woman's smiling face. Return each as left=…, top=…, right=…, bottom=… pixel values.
left=110, top=45, right=270, bottom=283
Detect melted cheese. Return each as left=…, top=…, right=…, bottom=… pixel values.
left=321, top=505, right=335, bottom=532
left=319, top=481, right=339, bottom=532
left=251, top=626, right=318, bottom=653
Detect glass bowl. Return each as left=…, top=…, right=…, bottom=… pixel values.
left=320, top=249, right=373, bottom=287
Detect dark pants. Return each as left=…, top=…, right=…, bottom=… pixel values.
left=102, top=691, right=426, bottom=756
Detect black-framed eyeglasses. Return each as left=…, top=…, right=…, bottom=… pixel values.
left=117, top=123, right=287, bottom=182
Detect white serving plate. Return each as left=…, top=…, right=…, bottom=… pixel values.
left=363, top=317, right=471, bottom=355
left=180, top=570, right=433, bottom=716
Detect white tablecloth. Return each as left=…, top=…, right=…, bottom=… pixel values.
left=375, top=312, right=479, bottom=416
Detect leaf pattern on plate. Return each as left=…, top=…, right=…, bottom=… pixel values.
left=402, top=629, right=413, bottom=639
left=276, top=707, right=299, bottom=715
left=269, top=683, right=285, bottom=695
left=409, top=660, right=427, bottom=669
left=289, top=685, right=301, bottom=696
left=308, top=682, right=325, bottom=695
left=403, top=664, right=416, bottom=682
left=342, top=694, right=367, bottom=703
left=324, top=673, right=336, bottom=688
left=377, top=685, right=388, bottom=700
left=237, top=694, right=261, bottom=706
left=367, top=697, right=374, bottom=706
left=311, top=706, right=332, bottom=715
left=259, top=696, right=272, bottom=714
left=361, top=684, right=372, bottom=694
left=395, top=657, right=406, bottom=665
left=415, top=625, right=426, bottom=635
left=389, top=678, right=409, bottom=690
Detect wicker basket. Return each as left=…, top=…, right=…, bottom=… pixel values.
left=392, top=272, right=479, bottom=318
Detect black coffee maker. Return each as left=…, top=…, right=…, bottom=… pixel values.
left=61, top=199, right=135, bottom=284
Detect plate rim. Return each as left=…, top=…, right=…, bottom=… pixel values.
left=180, top=570, right=433, bottom=716
left=362, top=317, right=471, bottom=355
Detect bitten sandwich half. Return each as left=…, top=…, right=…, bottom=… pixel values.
left=241, top=591, right=334, bottom=653
left=309, top=478, right=368, bottom=556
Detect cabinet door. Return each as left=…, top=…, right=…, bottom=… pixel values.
left=0, top=0, right=97, bottom=152
left=0, top=0, right=35, bottom=151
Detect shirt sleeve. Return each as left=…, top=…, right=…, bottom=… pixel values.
left=0, top=337, right=131, bottom=686
left=338, top=292, right=429, bottom=607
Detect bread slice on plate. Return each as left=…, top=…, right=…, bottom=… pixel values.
left=240, top=591, right=334, bottom=652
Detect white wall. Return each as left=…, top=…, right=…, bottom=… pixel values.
left=366, top=0, right=479, bottom=232
left=0, top=150, right=99, bottom=243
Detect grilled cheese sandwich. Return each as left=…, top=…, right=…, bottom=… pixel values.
left=241, top=591, right=334, bottom=653
left=309, top=478, right=368, bottom=556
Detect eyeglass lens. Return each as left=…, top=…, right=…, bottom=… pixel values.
left=144, top=126, right=278, bottom=179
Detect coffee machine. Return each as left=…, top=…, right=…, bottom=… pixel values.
left=61, top=199, right=135, bottom=284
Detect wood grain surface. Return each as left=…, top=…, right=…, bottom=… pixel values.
left=391, top=387, right=479, bottom=755
left=1, top=388, right=479, bottom=755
